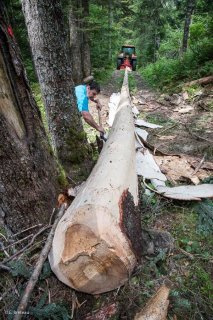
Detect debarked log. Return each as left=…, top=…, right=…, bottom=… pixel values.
left=49, top=70, right=139, bottom=294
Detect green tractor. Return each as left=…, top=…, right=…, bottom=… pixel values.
left=117, top=45, right=137, bottom=71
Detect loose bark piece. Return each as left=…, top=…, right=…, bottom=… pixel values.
left=136, top=150, right=167, bottom=181
left=135, top=128, right=149, bottom=141
left=49, top=70, right=138, bottom=294
left=14, top=205, right=66, bottom=320
left=134, top=284, right=170, bottom=320
left=156, top=184, right=213, bottom=200
left=132, top=105, right=140, bottom=115
left=135, top=119, right=163, bottom=129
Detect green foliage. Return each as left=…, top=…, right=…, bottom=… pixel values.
left=39, top=261, right=53, bottom=280
left=140, top=50, right=213, bottom=90
left=194, top=199, right=213, bottom=235
left=8, top=260, right=32, bottom=279
left=136, top=3, right=213, bottom=90
left=28, top=293, right=70, bottom=320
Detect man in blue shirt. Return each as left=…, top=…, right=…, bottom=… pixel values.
left=75, top=81, right=105, bottom=134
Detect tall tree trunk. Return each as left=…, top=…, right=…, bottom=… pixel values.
left=0, top=4, right=58, bottom=232
left=108, top=0, right=113, bottom=62
left=182, top=0, right=196, bottom=53
left=21, top=0, right=84, bottom=170
left=69, top=7, right=84, bottom=84
left=81, top=0, right=91, bottom=78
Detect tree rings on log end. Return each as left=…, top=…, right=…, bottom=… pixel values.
left=59, top=224, right=128, bottom=294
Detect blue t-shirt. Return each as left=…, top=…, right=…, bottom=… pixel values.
left=75, top=85, right=89, bottom=112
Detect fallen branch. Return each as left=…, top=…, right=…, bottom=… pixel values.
left=136, top=133, right=180, bottom=157
left=1, top=234, right=33, bottom=251
left=0, top=263, right=11, bottom=272
left=11, top=224, right=43, bottom=238
left=156, top=123, right=177, bottom=136
left=184, top=75, right=213, bottom=87
left=14, top=204, right=66, bottom=320
left=191, top=153, right=206, bottom=176
left=177, top=247, right=194, bottom=260
left=0, top=225, right=51, bottom=265
left=185, top=125, right=213, bottom=144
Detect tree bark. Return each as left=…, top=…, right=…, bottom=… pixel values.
left=49, top=70, right=140, bottom=294
left=108, top=0, right=113, bottom=62
left=182, top=0, right=196, bottom=53
left=81, top=0, right=91, bottom=78
left=69, top=6, right=84, bottom=84
left=21, top=0, right=84, bottom=169
left=0, top=4, right=58, bottom=233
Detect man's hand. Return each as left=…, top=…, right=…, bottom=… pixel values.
left=95, top=99, right=102, bottom=110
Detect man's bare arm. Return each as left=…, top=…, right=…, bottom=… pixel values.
left=82, top=111, right=104, bottom=133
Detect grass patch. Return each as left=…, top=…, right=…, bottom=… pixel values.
left=93, top=65, right=115, bottom=84
left=139, top=52, right=213, bottom=92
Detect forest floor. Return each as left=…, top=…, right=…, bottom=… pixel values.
left=1, top=71, right=213, bottom=320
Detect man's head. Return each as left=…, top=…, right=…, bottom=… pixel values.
left=86, top=81, right=100, bottom=99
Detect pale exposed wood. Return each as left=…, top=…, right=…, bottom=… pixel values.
left=134, top=284, right=170, bottom=320
left=49, top=69, right=138, bottom=294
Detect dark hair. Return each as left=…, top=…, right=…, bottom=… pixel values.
left=88, top=81, right=100, bottom=93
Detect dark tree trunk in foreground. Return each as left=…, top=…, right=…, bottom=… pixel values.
left=21, top=0, right=84, bottom=169
left=182, top=0, right=196, bottom=53
left=0, top=5, right=58, bottom=232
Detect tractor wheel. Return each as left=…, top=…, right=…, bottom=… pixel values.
left=117, top=58, right=122, bottom=70
left=132, top=60, right=137, bottom=71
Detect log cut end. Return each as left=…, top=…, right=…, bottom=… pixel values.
left=49, top=204, right=137, bottom=294
left=58, top=224, right=128, bottom=294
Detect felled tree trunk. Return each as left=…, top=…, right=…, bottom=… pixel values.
left=49, top=70, right=141, bottom=294
left=0, top=4, right=57, bottom=232
left=21, top=0, right=84, bottom=169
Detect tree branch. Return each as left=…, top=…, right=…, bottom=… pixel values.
left=14, top=204, right=66, bottom=320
